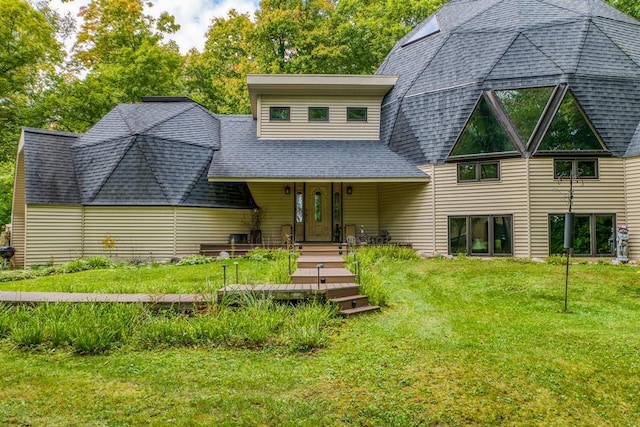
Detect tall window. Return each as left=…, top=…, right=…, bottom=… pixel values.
left=314, top=192, right=322, bottom=222
left=548, top=214, right=615, bottom=256
left=295, top=192, right=304, bottom=223
left=449, top=215, right=513, bottom=256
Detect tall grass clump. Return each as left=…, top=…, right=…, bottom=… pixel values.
left=265, top=257, right=291, bottom=284
left=247, top=247, right=290, bottom=261
left=0, top=304, right=13, bottom=339
left=283, top=301, right=339, bottom=352
left=224, top=296, right=290, bottom=347
left=355, top=245, right=420, bottom=266
left=10, top=306, right=44, bottom=348
left=137, top=313, right=197, bottom=348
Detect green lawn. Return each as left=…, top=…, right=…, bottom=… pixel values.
left=1, top=256, right=639, bottom=426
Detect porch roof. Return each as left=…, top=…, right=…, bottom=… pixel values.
left=208, top=116, right=429, bottom=182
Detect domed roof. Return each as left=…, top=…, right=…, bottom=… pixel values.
left=378, top=0, right=640, bottom=164
left=71, top=98, right=255, bottom=208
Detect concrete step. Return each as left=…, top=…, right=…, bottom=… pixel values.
left=291, top=268, right=355, bottom=284
left=297, top=255, right=345, bottom=269
left=340, top=305, right=381, bottom=316
left=329, top=294, right=370, bottom=311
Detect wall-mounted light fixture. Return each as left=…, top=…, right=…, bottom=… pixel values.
left=346, top=185, right=353, bottom=195
left=284, top=185, right=291, bottom=195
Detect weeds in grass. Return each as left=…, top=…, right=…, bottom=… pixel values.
left=265, top=257, right=291, bottom=284
left=247, top=248, right=290, bottom=261
left=177, top=255, right=214, bottom=266
left=284, top=301, right=339, bottom=352
left=359, top=269, right=390, bottom=307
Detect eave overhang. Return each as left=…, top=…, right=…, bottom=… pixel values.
left=247, top=74, right=398, bottom=118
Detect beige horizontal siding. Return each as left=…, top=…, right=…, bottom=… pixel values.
left=83, top=207, right=176, bottom=262
left=344, top=183, right=379, bottom=238
left=379, top=180, right=433, bottom=254
left=624, top=157, right=640, bottom=260
left=11, top=146, right=26, bottom=268
left=175, top=208, right=247, bottom=255
left=25, top=206, right=83, bottom=266
left=433, top=158, right=530, bottom=257
left=259, top=95, right=382, bottom=140
left=248, top=183, right=295, bottom=244
left=529, top=157, right=626, bottom=258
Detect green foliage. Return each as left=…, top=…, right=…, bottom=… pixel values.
left=0, top=162, right=14, bottom=227
left=177, top=254, right=214, bottom=266
left=284, top=301, right=339, bottom=352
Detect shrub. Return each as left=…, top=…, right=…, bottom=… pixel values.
left=86, top=256, right=116, bottom=269
left=178, top=255, right=214, bottom=266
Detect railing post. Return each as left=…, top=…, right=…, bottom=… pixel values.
left=316, top=262, right=324, bottom=290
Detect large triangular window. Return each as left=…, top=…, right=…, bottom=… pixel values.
left=495, top=87, right=554, bottom=145
left=450, top=97, right=518, bottom=157
left=402, top=15, right=440, bottom=47
left=537, top=91, right=606, bottom=152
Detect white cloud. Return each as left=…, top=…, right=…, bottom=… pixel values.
left=49, top=0, right=259, bottom=53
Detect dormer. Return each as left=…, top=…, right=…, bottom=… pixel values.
left=247, top=74, right=397, bottom=140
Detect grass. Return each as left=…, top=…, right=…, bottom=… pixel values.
left=0, top=254, right=639, bottom=425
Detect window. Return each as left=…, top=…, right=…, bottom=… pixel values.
left=448, top=215, right=513, bottom=256
left=270, top=107, right=290, bottom=121
left=495, top=87, right=554, bottom=144
left=402, top=15, right=440, bottom=47
left=295, top=192, right=304, bottom=223
left=553, top=159, right=598, bottom=179
left=347, top=107, right=367, bottom=121
left=309, top=107, right=329, bottom=121
left=450, top=97, right=518, bottom=157
left=537, top=91, right=605, bottom=152
left=314, top=192, right=322, bottom=222
left=548, top=214, right=615, bottom=256
left=457, top=161, right=500, bottom=182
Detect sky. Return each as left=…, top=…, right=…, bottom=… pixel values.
left=49, top=0, right=260, bottom=53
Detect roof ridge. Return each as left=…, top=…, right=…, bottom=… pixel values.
left=591, top=18, right=640, bottom=69
left=521, top=32, right=567, bottom=73
left=135, top=138, right=172, bottom=203
left=137, top=102, right=199, bottom=135
left=85, top=136, right=137, bottom=203
left=572, top=18, right=593, bottom=75
left=481, top=32, right=521, bottom=83
left=22, top=127, right=80, bottom=138
left=179, top=152, right=215, bottom=205
left=115, top=105, right=135, bottom=135
left=451, top=0, right=508, bottom=33
left=138, top=133, right=215, bottom=149
left=535, top=0, right=590, bottom=18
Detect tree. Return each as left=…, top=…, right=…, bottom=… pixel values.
left=45, top=0, right=184, bottom=133
left=607, top=0, right=640, bottom=20
left=185, top=10, right=258, bottom=114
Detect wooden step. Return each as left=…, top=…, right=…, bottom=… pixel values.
left=329, top=294, right=369, bottom=311
left=325, top=284, right=361, bottom=299
left=296, top=244, right=347, bottom=256
left=297, top=255, right=345, bottom=269
left=340, top=305, right=381, bottom=316
left=291, top=268, right=355, bottom=285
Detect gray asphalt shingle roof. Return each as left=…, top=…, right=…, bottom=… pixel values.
left=378, top=0, right=640, bottom=164
left=207, top=116, right=428, bottom=181
left=23, top=128, right=81, bottom=205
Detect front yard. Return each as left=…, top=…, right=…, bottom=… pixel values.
left=0, top=253, right=638, bottom=426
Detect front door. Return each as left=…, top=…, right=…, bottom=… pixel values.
left=305, top=183, right=332, bottom=241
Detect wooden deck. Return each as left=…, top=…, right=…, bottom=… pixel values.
left=217, top=283, right=360, bottom=301
left=0, top=291, right=210, bottom=310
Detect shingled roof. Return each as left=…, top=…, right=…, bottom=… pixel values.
left=207, top=116, right=428, bottom=181
left=378, top=0, right=640, bottom=164
left=23, top=99, right=256, bottom=209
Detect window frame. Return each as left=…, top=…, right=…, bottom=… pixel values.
left=308, top=106, right=329, bottom=122
left=269, top=106, right=290, bottom=121
left=448, top=214, right=514, bottom=256
left=548, top=213, right=616, bottom=257
left=347, top=107, right=368, bottom=122
left=553, top=158, right=599, bottom=180
left=457, top=161, right=501, bottom=183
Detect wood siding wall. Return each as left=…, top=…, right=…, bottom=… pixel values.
left=529, top=157, right=626, bottom=258
left=624, top=157, right=640, bottom=260
left=431, top=159, right=531, bottom=257
left=11, top=145, right=26, bottom=268
left=258, top=95, right=381, bottom=140
left=25, top=206, right=83, bottom=266
left=379, top=178, right=433, bottom=254
left=343, top=183, right=380, bottom=237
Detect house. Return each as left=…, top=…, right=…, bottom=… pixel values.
left=11, top=0, right=640, bottom=267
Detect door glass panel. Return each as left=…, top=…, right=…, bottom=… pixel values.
left=449, top=217, right=467, bottom=254
left=295, top=192, right=303, bottom=223
left=471, top=216, right=489, bottom=254
left=314, top=192, right=322, bottom=223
